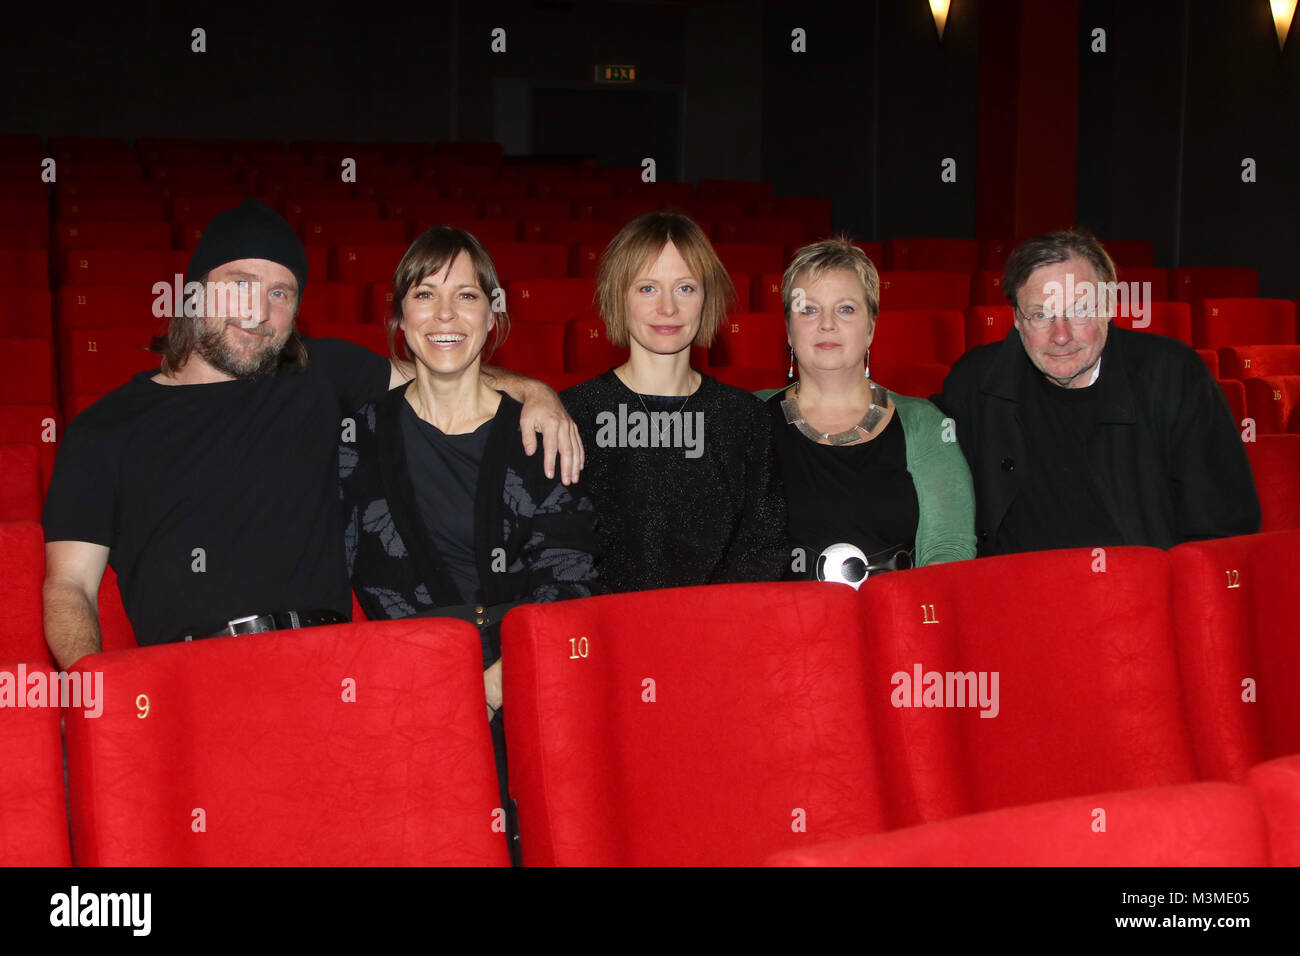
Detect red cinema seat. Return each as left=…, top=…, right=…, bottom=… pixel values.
left=304, top=324, right=388, bottom=357
left=1111, top=301, right=1192, bottom=344
left=0, top=338, right=54, bottom=405
left=0, top=405, right=59, bottom=492
left=727, top=272, right=751, bottom=314
left=1194, top=298, right=1297, bottom=350
left=964, top=306, right=1014, bottom=348
left=0, top=225, right=48, bottom=250
left=489, top=198, right=572, bottom=220
left=1, top=288, right=52, bottom=338
left=505, top=279, right=597, bottom=324
left=977, top=239, right=1015, bottom=271
left=1219, top=379, right=1248, bottom=426
left=445, top=219, right=519, bottom=244
left=696, top=180, right=773, bottom=202
left=1099, top=240, right=1155, bottom=267
left=752, top=274, right=784, bottom=314
left=57, top=197, right=169, bottom=221
left=464, top=181, right=528, bottom=202
left=884, top=238, right=978, bottom=273
left=970, top=270, right=1006, bottom=306
left=1245, top=435, right=1300, bottom=532
left=859, top=546, right=1197, bottom=827
left=708, top=313, right=786, bottom=368
left=149, top=164, right=242, bottom=189
left=296, top=283, right=364, bottom=331
left=1115, top=266, right=1170, bottom=302
left=563, top=317, right=626, bottom=375
left=614, top=182, right=696, bottom=206
left=0, top=522, right=49, bottom=667
left=502, top=582, right=888, bottom=865
left=873, top=363, right=949, bottom=399
left=579, top=198, right=662, bottom=223
left=63, top=249, right=189, bottom=286
left=383, top=199, right=480, bottom=224
left=1171, top=267, right=1258, bottom=302
left=364, top=282, right=397, bottom=324
left=851, top=241, right=884, bottom=268
left=536, top=180, right=614, bottom=201
left=57, top=285, right=162, bottom=330
left=60, top=328, right=157, bottom=414
left=65, top=619, right=510, bottom=865
left=169, top=193, right=249, bottom=224
left=480, top=243, right=568, bottom=281
left=490, top=321, right=566, bottom=379
left=872, top=309, right=966, bottom=366
left=300, top=219, right=407, bottom=247
left=1243, top=376, right=1300, bottom=434
left=55, top=221, right=171, bottom=252
left=571, top=243, right=605, bottom=279
left=1197, top=350, right=1220, bottom=377
left=878, top=271, right=971, bottom=311
left=763, top=197, right=832, bottom=240
left=1171, top=531, right=1300, bottom=781
left=329, top=243, right=409, bottom=285
left=713, top=218, right=804, bottom=246
left=1244, top=755, right=1300, bottom=866
left=0, top=661, right=71, bottom=865
left=520, top=219, right=616, bottom=246
left=1219, top=345, right=1300, bottom=380
left=0, top=443, right=43, bottom=521
left=712, top=243, right=785, bottom=278
left=0, top=198, right=50, bottom=227
left=284, top=198, right=380, bottom=224
left=765, top=782, right=1269, bottom=867
left=0, top=251, right=50, bottom=288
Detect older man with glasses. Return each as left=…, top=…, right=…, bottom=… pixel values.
left=934, top=229, right=1259, bottom=556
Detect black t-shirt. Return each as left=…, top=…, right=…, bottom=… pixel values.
left=398, top=398, right=490, bottom=605
left=42, top=337, right=391, bottom=644
left=766, top=391, right=919, bottom=577
left=993, top=362, right=1125, bottom=553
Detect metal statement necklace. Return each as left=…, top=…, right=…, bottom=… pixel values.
left=781, top=380, right=890, bottom=445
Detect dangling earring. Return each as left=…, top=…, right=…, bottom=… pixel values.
left=864, top=347, right=871, bottom=381
left=787, top=345, right=796, bottom=380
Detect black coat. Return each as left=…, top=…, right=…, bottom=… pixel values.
left=934, top=326, right=1260, bottom=555
left=339, top=383, right=602, bottom=663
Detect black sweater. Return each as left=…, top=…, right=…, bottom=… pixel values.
left=562, top=370, right=789, bottom=593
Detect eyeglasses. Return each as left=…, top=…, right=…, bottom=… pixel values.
left=1016, top=307, right=1099, bottom=331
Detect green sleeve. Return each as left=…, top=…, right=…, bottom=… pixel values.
left=889, top=393, right=977, bottom=566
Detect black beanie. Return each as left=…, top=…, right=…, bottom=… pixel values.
left=186, top=199, right=309, bottom=294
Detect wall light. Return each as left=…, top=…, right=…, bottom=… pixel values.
left=1273, top=0, right=1296, bottom=51
left=930, top=0, right=951, bottom=42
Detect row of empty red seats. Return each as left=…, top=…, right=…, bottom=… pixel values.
left=7, top=529, right=1295, bottom=865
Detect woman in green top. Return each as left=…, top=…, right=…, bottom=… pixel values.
left=757, top=238, right=975, bottom=579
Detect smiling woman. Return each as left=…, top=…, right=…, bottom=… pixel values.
left=339, top=226, right=601, bottom=861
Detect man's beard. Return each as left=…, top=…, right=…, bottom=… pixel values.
left=194, top=318, right=292, bottom=379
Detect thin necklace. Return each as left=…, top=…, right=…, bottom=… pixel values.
left=625, top=372, right=695, bottom=443
left=781, top=379, right=889, bottom=445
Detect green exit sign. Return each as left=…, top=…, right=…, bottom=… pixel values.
left=595, top=64, right=637, bottom=83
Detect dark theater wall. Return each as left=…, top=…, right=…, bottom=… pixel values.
left=1077, top=0, right=1300, bottom=298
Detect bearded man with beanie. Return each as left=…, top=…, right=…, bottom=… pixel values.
left=41, top=200, right=582, bottom=667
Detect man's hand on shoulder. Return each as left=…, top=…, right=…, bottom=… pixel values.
left=482, top=366, right=585, bottom=485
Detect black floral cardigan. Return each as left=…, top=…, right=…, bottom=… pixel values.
left=339, top=383, right=602, bottom=666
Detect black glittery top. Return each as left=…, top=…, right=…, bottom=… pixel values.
left=562, top=370, right=790, bottom=593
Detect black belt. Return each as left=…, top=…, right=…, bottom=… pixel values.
left=181, top=609, right=349, bottom=642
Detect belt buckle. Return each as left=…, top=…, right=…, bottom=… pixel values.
left=223, top=613, right=266, bottom=637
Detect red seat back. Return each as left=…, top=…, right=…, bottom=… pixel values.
left=884, top=238, right=978, bottom=273
left=1194, top=298, right=1296, bottom=350
left=0, top=522, right=49, bottom=667
left=0, top=444, right=43, bottom=521
left=1170, top=531, right=1300, bottom=780
left=502, top=583, right=888, bottom=865
left=878, top=271, right=971, bottom=311
left=860, top=546, right=1198, bottom=826
left=1244, top=435, right=1300, bottom=532
left=0, top=662, right=71, bottom=864
left=1219, top=345, right=1300, bottom=379
left=873, top=309, right=966, bottom=366
left=1243, top=375, right=1300, bottom=434
left=65, top=618, right=510, bottom=865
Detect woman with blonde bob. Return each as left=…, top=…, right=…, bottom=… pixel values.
left=757, top=238, right=975, bottom=578
left=562, top=210, right=787, bottom=593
